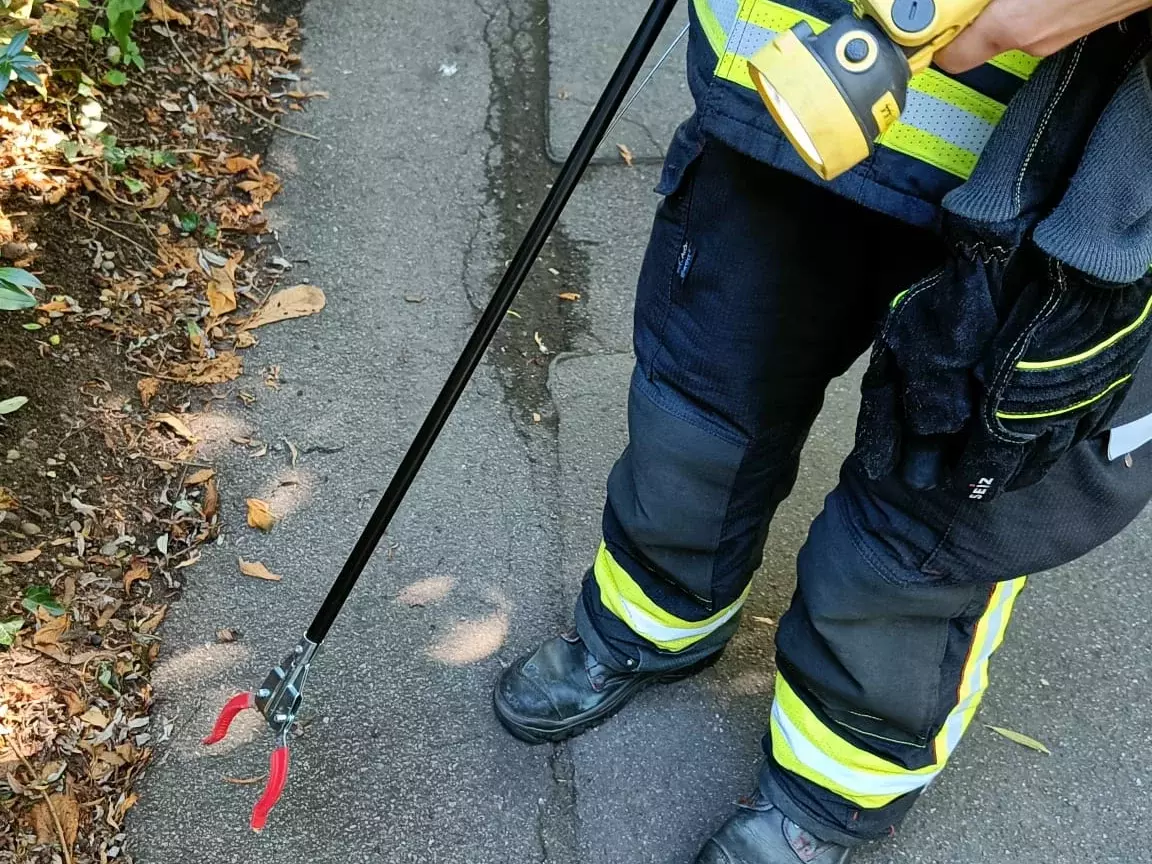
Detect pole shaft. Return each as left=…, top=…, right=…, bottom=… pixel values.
left=306, top=0, right=681, bottom=644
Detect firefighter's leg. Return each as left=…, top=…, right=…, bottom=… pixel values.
left=749, top=438, right=1152, bottom=848
left=572, top=127, right=942, bottom=672
left=493, top=119, right=944, bottom=743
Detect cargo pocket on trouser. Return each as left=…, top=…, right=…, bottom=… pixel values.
left=634, top=115, right=708, bottom=382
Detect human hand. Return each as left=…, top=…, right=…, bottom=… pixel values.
left=935, top=0, right=1152, bottom=73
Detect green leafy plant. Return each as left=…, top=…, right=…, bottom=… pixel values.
left=0, top=616, right=24, bottom=647
left=0, top=30, right=42, bottom=96
left=97, top=0, right=145, bottom=71
left=22, top=584, right=65, bottom=616
left=96, top=133, right=178, bottom=173
left=0, top=266, right=42, bottom=310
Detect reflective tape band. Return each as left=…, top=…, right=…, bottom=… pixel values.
left=909, top=71, right=1005, bottom=127
left=879, top=122, right=981, bottom=179
left=989, top=49, right=1043, bottom=80
left=593, top=543, right=749, bottom=652
left=1017, top=293, right=1152, bottom=370
left=996, top=376, right=1134, bottom=421
left=770, top=577, right=1026, bottom=809
left=695, top=0, right=1028, bottom=179
left=697, top=0, right=737, bottom=60
left=934, top=577, right=1026, bottom=756
left=771, top=676, right=939, bottom=809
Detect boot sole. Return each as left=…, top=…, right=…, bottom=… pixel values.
left=492, top=650, right=724, bottom=745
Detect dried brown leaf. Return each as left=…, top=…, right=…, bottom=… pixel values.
left=558, top=292, right=581, bottom=302
left=986, top=725, right=1051, bottom=754
left=147, top=0, right=191, bottom=26
left=207, top=279, right=236, bottom=316
left=138, top=605, right=167, bottom=634
left=248, top=36, right=291, bottom=51
left=58, top=689, right=85, bottom=716
left=80, top=706, right=109, bottom=727
left=245, top=498, right=276, bottom=531
left=616, top=142, right=635, bottom=167
left=241, top=284, right=325, bottom=330
left=225, top=155, right=260, bottom=174
left=141, top=186, right=171, bottom=210
left=0, top=486, right=18, bottom=510
left=153, top=412, right=197, bottom=442
left=202, top=478, right=220, bottom=519
left=238, top=557, right=281, bottom=581
left=4, top=547, right=42, bottom=564
left=31, top=789, right=78, bottom=848
left=207, top=252, right=243, bottom=317
left=185, top=468, right=216, bottom=486
left=33, top=613, right=69, bottom=646
left=123, top=564, right=151, bottom=593
left=137, top=377, right=160, bottom=409
left=171, top=353, right=244, bottom=385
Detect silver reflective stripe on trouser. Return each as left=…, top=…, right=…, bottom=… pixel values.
left=593, top=544, right=751, bottom=652
left=769, top=578, right=1027, bottom=809
left=694, top=0, right=1040, bottom=178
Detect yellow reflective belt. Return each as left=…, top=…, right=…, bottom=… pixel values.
left=879, top=123, right=980, bottom=179
left=696, top=0, right=1034, bottom=179
left=593, top=543, right=749, bottom=652
left=989, top=49, right=1043, bottom=80
left=696, top=0, right=731, bottom=60
left=770, top=577, right=1026, bottom=809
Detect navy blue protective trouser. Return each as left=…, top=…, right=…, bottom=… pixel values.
left=572, top=118, right=1152, bottom=846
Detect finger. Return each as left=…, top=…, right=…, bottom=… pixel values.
left=936, top=13, right=1017, bottom=73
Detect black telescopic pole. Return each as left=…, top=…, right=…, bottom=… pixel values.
left=305, top=0, right=681, bottom=644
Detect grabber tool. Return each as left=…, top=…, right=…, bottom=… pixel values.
left=202, top=0, right=682, bottom=831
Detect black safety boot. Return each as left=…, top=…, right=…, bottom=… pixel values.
left=695, top=797, right=852, bottom=864
left=493, top=630, right=721, bottom=744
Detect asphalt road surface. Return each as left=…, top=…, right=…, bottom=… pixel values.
left=129, top=3, right=1152, bottom=862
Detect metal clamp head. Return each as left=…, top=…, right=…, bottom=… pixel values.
left=254, top=636, right=319, bottom=736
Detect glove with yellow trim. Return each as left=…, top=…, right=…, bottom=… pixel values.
left=855, top=233, right=1152, bottom=501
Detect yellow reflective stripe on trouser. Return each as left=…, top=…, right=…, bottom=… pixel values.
left=770, top=577, right=1026, bottom=809
left=695, top=0, right=1026, bottom=179
left=593, top=543, right=750, bottom=652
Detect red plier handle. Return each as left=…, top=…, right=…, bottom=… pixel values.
left=202, top=636, right=316, bottom=832
left=202, top=692, right=253, bottom=746
left=251, top=743, right=289, bottom=831
left=202, top=691, right=291, bottom=831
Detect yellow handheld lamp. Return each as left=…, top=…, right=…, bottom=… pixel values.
left=748, top=0, right=992, bottom=181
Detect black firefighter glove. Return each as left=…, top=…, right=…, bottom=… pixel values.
left=854, top=233, right=1152, bottom=501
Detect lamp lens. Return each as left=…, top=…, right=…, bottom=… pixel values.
left=760, top=78, right=824, bottom=169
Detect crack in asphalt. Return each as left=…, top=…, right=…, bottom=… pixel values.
left=472, top=0, right=585, bottom=861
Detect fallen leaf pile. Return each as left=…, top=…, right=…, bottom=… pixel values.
left=0, top=1, right=327, bottom=861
